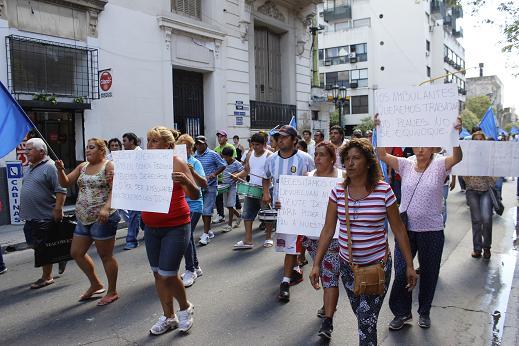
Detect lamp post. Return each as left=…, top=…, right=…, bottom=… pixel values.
left=327, top=84, right=348, bottom=130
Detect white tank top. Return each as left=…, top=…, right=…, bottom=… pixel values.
left=249, top=151, right=269, bottom=186
left=308, top=168, right=344, bottom=178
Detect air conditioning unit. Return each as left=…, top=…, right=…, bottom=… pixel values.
left=350, top=82, right=359, bottom=89
left=349, top=52, right=357, bottom=63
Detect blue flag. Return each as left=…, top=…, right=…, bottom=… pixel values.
left=498, top=128, right=508, bottom=136
left=371, top=129, right=389, bottom=182
left=289, top=115, right=297, bottom=129
left=511, top=126, right=519, bottom=135
left=459, top=127, right=471, bottom=138
left=0, top=81, right=33, bottom=159
left=479, top=107, right=499, bottom=140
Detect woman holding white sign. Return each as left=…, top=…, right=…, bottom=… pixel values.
left=141, top=126, right=200, bottom=335
left=374, top=114, right=463, bottom=330
left=302, top=141, right=344, bottom=340
left=310, top=138, right=416, bottom=346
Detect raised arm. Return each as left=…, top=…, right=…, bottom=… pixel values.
left=445, top=116, right=463, bottom=171
left=189, top=161, right=207, bottom=189
left=55, top=160, right=84, bottom=188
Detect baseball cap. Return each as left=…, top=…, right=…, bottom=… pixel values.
left=277, top=125, right=298, bottom=137
left=195, top=135, right=207, bottom=144
left=216, top=130, right=228, bottom=137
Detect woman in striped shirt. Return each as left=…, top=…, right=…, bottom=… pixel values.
left=310, top=138, right=416, bottom=346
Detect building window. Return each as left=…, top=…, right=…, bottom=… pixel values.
left=426, top=40, right=430, bottom=51
left=351, top=95, right=369, bottom=114
left=312, top=110, right=319, bottom=121
left=427, top=66, right=431, bottom=77
left=319, top=73, right=325, bottom=88
left=350, top=68, right=368, bottom=87
left=325, top=72, right=338, bottom=88
left=351, top=43, right=367, bottom=62
left=319, top=49, right=324, bottom=61
left=172, top=0, right=202, bottom=19
left=6, top=35, right=99, bottom=100
left=353, top=18, right=371, bottom=28
left=335, top=21, right=352, bottom=31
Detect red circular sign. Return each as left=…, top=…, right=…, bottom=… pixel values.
left=100, top=71, right=112, bottom=92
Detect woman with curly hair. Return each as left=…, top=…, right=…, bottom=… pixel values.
left=310, top=138, right=416, bottom=346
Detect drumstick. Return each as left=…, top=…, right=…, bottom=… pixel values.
left=248, top=172, right=266, bottom=180
left=231, top=173, right=248, bottom=183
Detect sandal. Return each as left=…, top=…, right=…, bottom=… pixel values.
left=30, top=278, right=55, bottom=289
left=263, top=239, right=274, bottom=248
left=233, top=240, right=253, bottom=250
left=79, top=288, right=106, bottom=301
left=97, top=294, right=119, bottom=306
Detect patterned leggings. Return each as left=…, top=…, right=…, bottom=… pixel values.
left=341, top=258, right=392, bottom=346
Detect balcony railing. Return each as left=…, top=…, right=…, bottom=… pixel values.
left=323, top=5, right=352, bottom=22
left=430, top=0, right=446, bottom=19
left=250, top=100, right=296, bottom=130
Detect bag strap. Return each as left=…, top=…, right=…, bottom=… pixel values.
left=403, top=158, right=431, bottom=212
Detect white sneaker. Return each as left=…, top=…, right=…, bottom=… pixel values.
left=212, top=216, right=225, bottom=224
left=182, top=270, right=197, bottom=287
left=195, top=267, right=203, bottom=277
left=178, top=302, right=194, bottom=332
left=221, top=225, right=232, bottom=233
left=199, top=233, right=210, bottom=245
left=208, top=230, right=215, bottom=239
left=149, top=315, right=178, bottom=335
left=233, top=218, right=242, bottom=228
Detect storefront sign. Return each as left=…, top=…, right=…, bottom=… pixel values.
left=99, top=69, right=113, bottom=98
left=6, top=161, right=24, bottom=225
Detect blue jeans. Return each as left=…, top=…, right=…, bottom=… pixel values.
left=185, top=212, right=202, bottom=272
left=202, top=186, right=217, bottom=216
left=466, top=190, right=493, bottom=251
left=0, top=248, right=5, bottom=271
left=126, top=210, right=142, bottom=245
left=495, top=177, right=504, bottom=200
left=144, top=223, right=190, bottom=277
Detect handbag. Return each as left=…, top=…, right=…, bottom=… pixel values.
left=488, top=187, right=504, bottom=216
left=34, top=216, right=75, bottom=267
left=345, top=187, right=388, bottom=296
left=399, top=160, right=430, bottom=228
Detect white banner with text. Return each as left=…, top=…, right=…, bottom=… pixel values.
left=452, top=140, right=519, bottom=177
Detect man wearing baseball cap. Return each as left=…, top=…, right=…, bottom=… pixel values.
left=213, top=130, right=239, bottom=225
left=194, top=135, right=226, bottom=245
left=263, top=125, right=315, bottom=301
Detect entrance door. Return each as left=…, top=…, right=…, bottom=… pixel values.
left=254, top=27, right=282, bottom=103
left=173, top=69, right=204, bottom=137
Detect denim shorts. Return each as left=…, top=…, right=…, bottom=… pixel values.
left=74, top=212, right=120, bottom=240
left=144, top=223, right=190, bottom=277
left=202, top=185, right=217, bottom=216
left=242, top=197, right=264, bottom=221
left=223, top=186, right=237, bottom=208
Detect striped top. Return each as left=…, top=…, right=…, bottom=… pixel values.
left=265, top=149, right=315, bottom=203
left=194, top=148, right=226, bottom=186
left=222, top=159, right=243, bottom=186
left=330, top=181, right=396, bottom=265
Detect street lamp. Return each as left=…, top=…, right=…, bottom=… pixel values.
left=327, top=84, right=348, bottom=129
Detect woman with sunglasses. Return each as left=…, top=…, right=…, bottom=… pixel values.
left=310, top=138, right=416, bottom=346
left=56, top=138, right=121, bottom=306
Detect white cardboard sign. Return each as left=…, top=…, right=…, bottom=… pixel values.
left=375, top=83, right=459, bottom=147
left=111, top=150, right=174, bottom=213
left=276, top=175, right=341, bottom=238
left=174, top=144, right=188, bottom=161
left=451, top=140, right=519, bottom=177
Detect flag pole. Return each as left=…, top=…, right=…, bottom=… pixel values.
left=0, top=82, right=60, bottom=161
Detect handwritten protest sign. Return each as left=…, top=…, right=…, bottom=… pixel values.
left=174, top=144, right=188, bottom=161
left=277, top=175, right=342, bottom=238
left=112, top=150, right=173, bottom=213
left=452, top=140, right=519, bottom=177
left=375, top=83, right=459, bottom=147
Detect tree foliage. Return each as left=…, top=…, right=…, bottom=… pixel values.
left=465, top=95, right=492, bottom=118
left=354, top=117, right=375, bottom=133
left=461, top=109, right=480, bottom=131
left=504, top=121, right=519, bottom=132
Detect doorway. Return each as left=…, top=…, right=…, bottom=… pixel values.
left=173, top=69, right=205, bottom=137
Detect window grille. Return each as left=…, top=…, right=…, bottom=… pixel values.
left=6, top=35, right=99, bottom=100
left=172, top=0, right=202, bottom=19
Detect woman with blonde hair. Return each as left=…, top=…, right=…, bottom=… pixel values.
left=141, top=126, right=200, bottom=335
left=56, top=138, right=121, bottom=306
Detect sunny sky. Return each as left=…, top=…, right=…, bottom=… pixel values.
left=461, top=0, right=519, bottom=113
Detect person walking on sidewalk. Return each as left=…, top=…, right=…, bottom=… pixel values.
left=141, top=127, right=199, bottom=335
left=122, top=132, right=143, bottom=250
left=176, top=134, right=207, bottom=288
left=20, top=138, right=67, bottom=289
left=0, top=249, right=6, bottom=274
left=56, top=138, right=121, bottom=306
left=220, top=147, right=243, bottom=232
left=375, top=114, right=463, bottom=330
left=194, top=136, right=226, bottom=245
left=214, top=130, right=238, bottom=224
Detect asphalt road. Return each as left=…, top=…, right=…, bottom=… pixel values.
left=0, top=181, right=518, bottom=346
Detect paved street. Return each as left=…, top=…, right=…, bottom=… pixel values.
left=1, top=182, right=518, bottom=346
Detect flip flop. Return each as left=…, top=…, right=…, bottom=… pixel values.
left=233, top=240, right=253, bottom=250
left=79, top=288, right=106, bottom=301
left=97, top=294, right=119, bottom=306
left=30, top=278, right=55, bottom=289
left=263, top=239, right=274, bottom=248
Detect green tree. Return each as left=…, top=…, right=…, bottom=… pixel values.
left=354, top=117, right=375, bottom=133
left=504, top=122, right=519, bottom=132
left=329, top=110, right=339, bottom=127
left=465, top=95, right=492, bottom=119
left=461, top=109, right=480, bottom=131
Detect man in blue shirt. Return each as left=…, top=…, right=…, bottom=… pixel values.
left=194, top=136, right=226, bottom=245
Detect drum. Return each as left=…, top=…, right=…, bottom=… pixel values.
left=258, top=209, right=278, bottom=223
left=217, top=184, right=230, bottom=195
left=237, top=182, right=263, bottom=199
